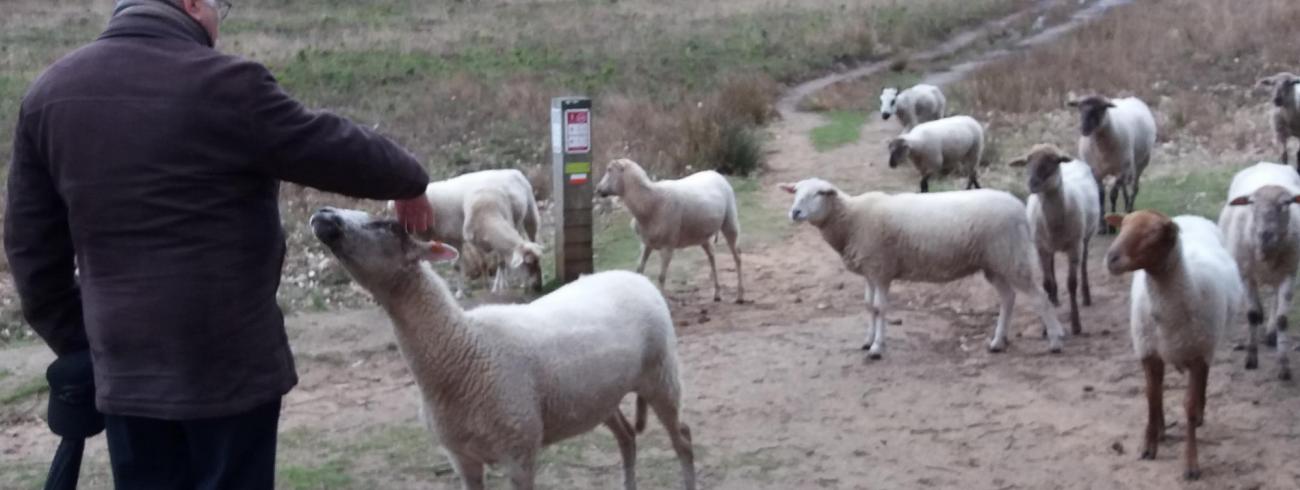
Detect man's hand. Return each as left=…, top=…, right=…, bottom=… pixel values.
left=393, top=197, right=434, bottom=234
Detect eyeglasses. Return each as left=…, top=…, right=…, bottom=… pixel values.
left=215, top=0, right=233, bottom=21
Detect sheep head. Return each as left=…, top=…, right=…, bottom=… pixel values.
left=779, top=178, right=840, bottom=224
left=879, top=87, right=900, bottom=120
left=311, top=207, right=459, bottom=292
left=1104, top=210, right=1179, bottom=275
left=1067, top=95, right=1116, bottom=137
left=596, top=158, right=637, bottom=197
left=1009, top=144, right=1071, bottom=194
left=1258, top=73, right=1299, bottom=108
left=1228, top=184, right=1300, bottom=252
left=887, top=137, right=911, bottom=169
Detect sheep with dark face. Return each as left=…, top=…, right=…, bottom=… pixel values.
left=1067, top=95, right=1157, bottom=231
left=1010, top=144, right=1100, bottom=335
left=1258, top=73, right=1300, bottom=170
left=1218, top=161, right=1300, bottom=381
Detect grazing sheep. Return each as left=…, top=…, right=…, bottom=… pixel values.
left=1257, top=73, right=1300, bottom=169
left=1010, top=144, right=1101, bottom=335
left=1068, top=95, right=1157, bottom=229
left=463, top=187, right=544, bottom=292
left=397, top=169, right=541, bottom=292
left=779, top=179, right=1066, bottom=358
left=310, top=207, right=696, bottom=490
left=879, top=84, right=947, bottom=131
left=1104, top=211, right=1243, bottom=482
left=887, top=115, right=984, bottom=193
left=595, top=158, right=744, bottom=303
left=1218, top=162, right=1300, bottom=381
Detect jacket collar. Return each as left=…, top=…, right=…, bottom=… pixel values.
left=99, top=0, right=213, bottom=48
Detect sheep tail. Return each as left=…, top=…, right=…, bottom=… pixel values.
left=635, top=395, right=648, bottom=434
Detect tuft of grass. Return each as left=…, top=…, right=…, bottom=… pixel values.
left=1, top=375, right=48, bottom=406
left=1133, top=167, right=1238, bottom=220
left=810, top=111, right=868, bottom=152
left=278, top=460, right=354, bottom=490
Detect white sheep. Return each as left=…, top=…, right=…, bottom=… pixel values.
left=779, top=179, right=1066, bottom=358
left=1218, top=161, right=1300, bottom=381
left=1104, top=211, right=1243, bottom=481
left=309, top=207, right=696, bottom=490
left=1257, top=73, right=1300, bottom=169
left=596, top=158, right=744, bottom=303
left=463, top=187, right=544, bottom=292
left=1067, top=95, right=1157, bottom=228
left=879, top=84, right=947, bottom=131
left=397, top=169, right=541, bottom=291
left=1010, top=144, right=1101, bottom=335
left=887, top=115, right=984, bottom=193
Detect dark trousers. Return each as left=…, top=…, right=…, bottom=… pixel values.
left=105, top=398, right=281, bottom=490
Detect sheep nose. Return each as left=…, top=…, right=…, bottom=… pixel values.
left=310, top=208, right=344, bottom=243
left=790, top=209, right=804, bottom=221
left=881, top=113, right=891, bottom=120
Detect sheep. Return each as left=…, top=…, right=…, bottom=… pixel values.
left=396, top=169, right=541, bottom=292
left=887, top=115, right=983, bottom=193
left=1104, top=211, right=1243, bottom=481
left=1009, top=144, right=1101, bottom=335
left=463, top=187, right=544, bottom=292
left=1067, top=95, right=1157, bottom=230
left=1217, top=161, right=1300, bottom=381
left=309, top=207, right=696, bottom=490
left=879, top=84, right=947, bottom=131
left=779, top=179, right=1066, bottom=359
left=1257, top=73, right=1300, bottom=170
left=595, top=158, right=744, bottom=303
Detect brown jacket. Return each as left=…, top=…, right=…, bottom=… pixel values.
left=4, top=3, right=429, bottom=419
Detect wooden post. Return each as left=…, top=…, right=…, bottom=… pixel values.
left=551, top=97, right=594, bottom=283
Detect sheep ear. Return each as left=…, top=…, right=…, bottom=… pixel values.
left=1056, top=154, right=1074, bottom=165
left=778, top=183, right=797, bottom=194
left=418, top=241, right=460, bottom=263
left=1228, top=196, right=1253, bottom=206
left=1258, top=77, right=1277, bottom=87
left=1008, top=157, right=1028, bottom=168
left=1104, top=214, right=1125, bottom=228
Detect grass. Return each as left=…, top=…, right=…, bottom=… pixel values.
left=279, top=460, right=355, bottom=490
left=1132, top=167, right=1238, bottom=220
left=810, top=111, right=868, bottom=152
left=1, top=375, right=48, bottom=406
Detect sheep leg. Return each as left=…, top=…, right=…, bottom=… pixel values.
left=1273, top=277, right=1293, bottom=381
left=985, top=272, right=1014, bottom=353
left=1039, top=249, right=1058, bottom=307
left=1097, top=182, right=1113, bottom=234
left=700, top=243, right=722, bottom=302
left=448, top=452, right=486, bottom=490
left=919, top=175, right=929, bottom=193
left=647, top=397, right=697, bottom=490
left=723, top=231, right=744, bottom=304
left=1080, top=238, right=1093, bottom=306
left=1139, top=355, right=1165, bottom=461
left=1183, top=359, right=1208, bottom=481
left=505, top=453, right=537, bottom=490
left=1067, top=247, right=1082, bottom=336
left=604, top=412, right=638, bottom=490
left=863, top=281, right=879, bottom=350
left=657, top=249, right=675, bottom=290
left=1109, top=181, right=1122, bottom=215
left=867, top=283, right=891, bottom=359
left=635, top=245, right=653, bottom=275
left=1245, top=281, right=1264, bottom=370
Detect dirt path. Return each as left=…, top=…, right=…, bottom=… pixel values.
left=4, top=1, right=1298, bottom=488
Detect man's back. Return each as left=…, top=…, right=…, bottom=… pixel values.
left=7, top=3, right=430, bottom=420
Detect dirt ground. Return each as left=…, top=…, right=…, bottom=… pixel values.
left=4, top=1, right=1300, bottom=488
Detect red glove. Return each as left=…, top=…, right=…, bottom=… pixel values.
left=393, top=197, right=434, bottom=234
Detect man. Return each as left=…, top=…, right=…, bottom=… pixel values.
left=4, top=0, right=435, bottom=487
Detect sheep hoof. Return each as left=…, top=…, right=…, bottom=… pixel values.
left=861, top=343, right=872, bottom=351
left=734, top=298, right=745, bottom=305
left=713, top=296, right=722, bottom=303
left=867, top=351, right=883, bottom=360
left=1183, top=469, right=1201, bottom=481
left=1245, top=356, right=1258, bottom=370
left=1264, top=331, right=1278, bottom=347
left=988, top=343, right=1006, bottom=354
left=1280, top=369, right=1293, bottom=381
left=1139, top=450, right=1156, bottom=461
left=1049, top=344, right=1063, bottom=354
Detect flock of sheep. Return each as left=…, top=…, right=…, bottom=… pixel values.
left=306, top=71, right=1300, bottom=488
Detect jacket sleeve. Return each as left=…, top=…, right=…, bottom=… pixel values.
left=243, top=63, right=430, bottom=200
left=3, top=106, right=88, bottom=356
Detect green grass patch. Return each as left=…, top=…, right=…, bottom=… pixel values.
left=278, top=460, right=354, bottom=490
left=1, top=375, right=48, bottom=406
left=810, top=111, right=867, bottom=152
left=1133, top=167, right=1237, bottom=220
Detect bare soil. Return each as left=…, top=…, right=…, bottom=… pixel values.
left=3, top=1, right=1299, bottom=488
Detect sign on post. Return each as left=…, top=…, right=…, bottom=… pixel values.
left=551, top=97, right=594, bottom=283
